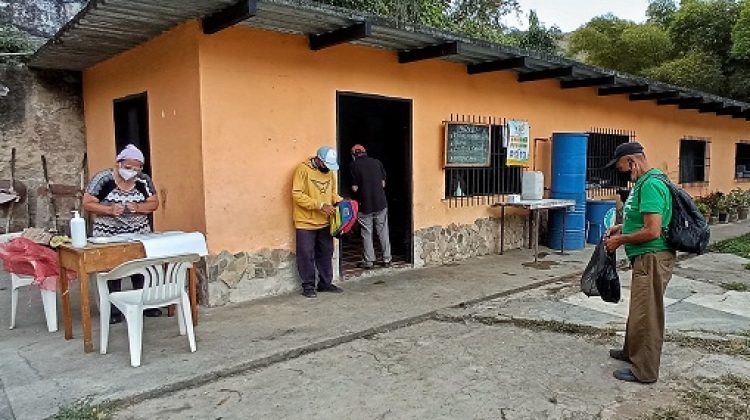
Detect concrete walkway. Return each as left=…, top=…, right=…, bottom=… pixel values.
left=0, top=221, right=748, bottom=419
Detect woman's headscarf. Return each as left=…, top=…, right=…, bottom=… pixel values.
left=116, top=144, right=145, bottom=163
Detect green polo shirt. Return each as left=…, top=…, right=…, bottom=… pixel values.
left=622, top=169, right=672, bottom=258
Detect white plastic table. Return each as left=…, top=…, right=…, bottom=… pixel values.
left=492, top=199, right=577, bottom=263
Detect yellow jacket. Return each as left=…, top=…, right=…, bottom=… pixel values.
left=292, top=159, right=343, bottom=230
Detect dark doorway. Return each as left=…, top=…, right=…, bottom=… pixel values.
left=337, top=92, right=413, bottom=279
left=113, top=93, right=151, bottom=175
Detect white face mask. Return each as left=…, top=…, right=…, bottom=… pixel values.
left=118, top=168, right=138, bottom=180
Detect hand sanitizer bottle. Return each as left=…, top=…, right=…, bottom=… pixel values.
left=70, top=211, right=87, bottom=248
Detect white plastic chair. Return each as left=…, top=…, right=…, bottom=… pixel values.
left=1, top=232, right=57, bottom=332
left=10, top=271, right=58, bottom=332
left=97, top=254, right=200, bottom=367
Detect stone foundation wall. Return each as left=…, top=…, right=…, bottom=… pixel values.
left=414, top=215, right=532, bottom=267
left=200, top=215, right=545, bottom=307
left=200, top=249, right=299, bottom=307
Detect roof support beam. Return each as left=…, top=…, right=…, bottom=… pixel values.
left=467, top=56, right=526, bottom=75
left=698, top=102, right=725, bottom=113
left=679, top=101, right=707, bottom=110
left=629, top=91, right=679, bottom=101
left=398, top=41, right=461, bottom=63
left=598, top=84, right=648, bottom=96
left=656, top=96, right=703, bottom=106
left=309, top=22, right=371, bottom=50
left=560, top=76, right=615, bottom=89
left=202, top=0, right=257, bottom=35
left=717, top=106, right=742, bottom=116
left=517, top=66, right=573, bottom=82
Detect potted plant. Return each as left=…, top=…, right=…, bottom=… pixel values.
left=739, top=190, right=750, bottom=220
left=697, top=202, right=711, bottom=221
left=727, top=188, right=745, bottom=222
left=717, top=195, right=731, bottom=223
left=703, top=192, right=722, bottom=224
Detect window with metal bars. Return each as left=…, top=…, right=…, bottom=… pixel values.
left=735, top=142, right=750, bottom=180
left=679, top=139, right=710, bottom=184
left=444, top=117, right=521, bottom=206
left=586, top=129, right=633, bottom=197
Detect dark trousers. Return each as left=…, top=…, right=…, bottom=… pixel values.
left=107, top=274, right=144, bottom=316
left=296, top=227, right=334, bottom=291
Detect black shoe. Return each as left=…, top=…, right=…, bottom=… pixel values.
left=609, top=349, right=631, bottom=362
left=144, top=308, right=163, bottom=318
left=613, top=367, right=654, bottom=383
left=378, top=261, right=392, bottom=268
left=109, top=313, right=124, bottom=325
left=318, top=284, right=343, bottom=293
left=356, top=262, right=374, bottom=269
left=302, top=289, right=318, bottom=298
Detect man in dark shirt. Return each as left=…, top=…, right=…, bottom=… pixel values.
left=350, top=144, right=391, bottom=268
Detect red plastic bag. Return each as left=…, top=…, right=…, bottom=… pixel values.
left=0, top=237, right=75, bottom=290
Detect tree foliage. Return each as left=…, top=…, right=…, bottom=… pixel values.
left=643, top=50, right=725, bottom=92
left=511, top=10, right=563, bottom=55
left=647, top=0, right=678, bottom=27
left=0, top=25, right=32, bottom=54
left=668, top=0, right=739, bottom=61
left=569, top=0, right=750, bottom=101
left=568, top=16, right=673, bottom=73
left=731, top=0, right=750, bottom=59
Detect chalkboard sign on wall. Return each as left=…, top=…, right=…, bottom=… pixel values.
left=444, top=122, right=492, bottom=167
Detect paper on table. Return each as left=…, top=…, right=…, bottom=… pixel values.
left=139, top=231, right=208, bottom=258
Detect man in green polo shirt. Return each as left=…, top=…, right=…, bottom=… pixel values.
left=604, top=142, right=675, bottom=384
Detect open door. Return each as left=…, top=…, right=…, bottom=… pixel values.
left=337, top=92, right=413, bottom=279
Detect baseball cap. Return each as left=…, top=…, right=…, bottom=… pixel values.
left=605, top=142, right=645, bottom=169
left=316, top=146, right=339, bottom=171
left=351, top=144, right=366, bottom=154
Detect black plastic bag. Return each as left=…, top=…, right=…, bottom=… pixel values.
left=581, top=239, right=621, bottom=303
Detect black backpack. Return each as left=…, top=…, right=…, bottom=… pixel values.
left=638, top=173, right=710, bottom=254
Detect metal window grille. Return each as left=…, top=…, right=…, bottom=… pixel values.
left=679, top=138, right=710, bottom=185
left=586, top=128, right=634, bottom=198
left=444, top=115, right=522, bottom=208
left=735, top=141, right=750, bottom=180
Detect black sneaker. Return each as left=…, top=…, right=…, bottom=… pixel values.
left=109, top=313, right=124, bottom=325
left=144, top=308, right=163, bottom=318
left=378, top=261, right=392, bottom=268
left=318, top=284, right=343, bottom=293
left=356, top=262, right=374, bottom=269
left=302, top=289, right=318, bottom=298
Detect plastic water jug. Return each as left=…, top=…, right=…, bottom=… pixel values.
left=521, top=171, right=544, bottom=200
left=70, top=211, right=87, bottom=248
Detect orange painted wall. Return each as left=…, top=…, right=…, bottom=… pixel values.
left=83, top=22, right=750, bottom=254
left=83, top=22, right=207, bottom=234
left=197, top=25, right=749, bottom=253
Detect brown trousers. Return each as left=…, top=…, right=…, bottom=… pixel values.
left=623, top=251, right=676, bottom=382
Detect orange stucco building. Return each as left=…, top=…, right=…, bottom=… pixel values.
left=32, top=0, right=750, bottom=306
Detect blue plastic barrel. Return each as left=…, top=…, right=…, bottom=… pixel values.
left=586, top=200, right=616, bottom=244
left=548, top=132, right=588, bottom=250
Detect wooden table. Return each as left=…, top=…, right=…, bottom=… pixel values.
left=58, top=243, right=199, bottom=353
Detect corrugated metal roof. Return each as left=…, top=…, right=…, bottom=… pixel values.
left=29, top=0, right=750, bottom=114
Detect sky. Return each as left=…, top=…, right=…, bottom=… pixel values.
left=509, top=0, right=650, bottom=32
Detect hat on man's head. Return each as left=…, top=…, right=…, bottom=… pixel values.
left=605, top=142, right=644, bottom=169
left=316, top=146, right=339, bottom=171
left=351, top=144, right=366, bottom=155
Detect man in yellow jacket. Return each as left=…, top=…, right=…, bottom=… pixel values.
left=292, top=146, right=344, bottom=298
